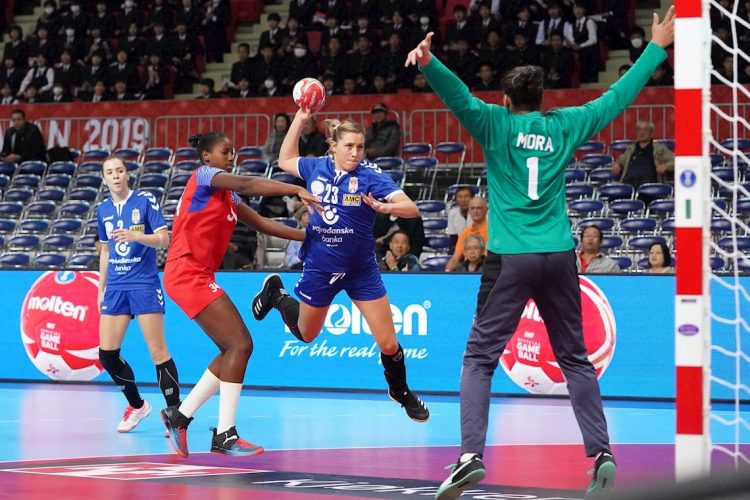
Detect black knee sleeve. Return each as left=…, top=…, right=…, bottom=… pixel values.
left=99, top=348, right=143, bottom=408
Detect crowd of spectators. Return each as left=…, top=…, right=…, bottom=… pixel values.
left=2, top=0, right=231, bottom=104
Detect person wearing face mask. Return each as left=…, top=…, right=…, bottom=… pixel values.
left=411, top=15, right=439, bottom=49
left=67, top=2, right=89, bottom=37
left=252, top=44, right=280, bottom=93
left=40, top=82, right=71, bottom=103
left=281, top=42, right=316, bottom=91
left=59, top=24, right=85, bottom=62
left=628, top=26, right=646, bottom=64
left=405, top=0, right=438, bottom=26
left=37, top=1, right=61, bottom=38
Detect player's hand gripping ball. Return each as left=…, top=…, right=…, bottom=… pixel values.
left=293, top=78, right=326, bottom=113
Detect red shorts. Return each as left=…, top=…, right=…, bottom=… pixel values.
left=163, top=255, right=226, bottom=319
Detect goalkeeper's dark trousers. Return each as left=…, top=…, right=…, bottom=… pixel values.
left=459, top=250, right=611, bottom=458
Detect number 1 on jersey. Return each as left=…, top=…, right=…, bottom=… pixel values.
left=526, top=157, right=540, bottom=200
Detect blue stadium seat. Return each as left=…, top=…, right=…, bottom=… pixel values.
left=59, top=201, right=91, bottom=217
left=170, top=173, right=191, bottom=187
left=424, top=235, right=451, bottom=252
left=710, top=154, right=725, bottom=166
left=719, top=138, right=750, bottom=151
left=581, top=154, right=614, bottom=169
left=423, top=218, right=448, bottom=232
left=0, top=162, right=16, bottom=177
left=402, top=142, right=433, bottom=156
left=609, top=139, right=634, bottom=153
left=12, top=174, right=40, bottom=188
left=579, top=217, right=615, bottom=231
left=637, top=183, right=673, bottom=199
left=75, top=174, right=102, bottom=189
left=124, top=161, right=141, bottom=172
left=0, top=201, right=24, bottom=218
left=175, top=147, right=199, bottom=162
left=271, top=172, right=298, bottom=184
left=712, top=198, right=728, bottom=215
left=9, top=235, right=40, bottom=251
left=50, top=218, right=83, bottom=234
left=4, top=187, right=35, bottom=202
left=654, top=138, right=675, bottom=151
left=445, top=183, right=480, bottom=200
left=374, top=157, right=404, bottom=171
left=162, top=200, right=179, bottom=217
left=661, top=218, right=676, bottom=232
left=589, top=167, right=616, bottom=183
left=0, top=174, right=9, bottom=189
left=435, top=141, right=466, bottom=155
left=710, top=256, right=726, bottom=271
left=718, top=235, right=750, bottom=251
left=175, top=160, right=200, bottom=172
left=48, top=161, right=76, bottom=175
left=711, top=218, right=732, bottom=233
left=79, top=149, right=110, bottom=163
left=628, top=235, right=667, bottom=250
left=43, top=173, right=72, bottom=188
left=569, top=199, right=604, bottom=216
left=738, top=258, right=750, bottom=273
left=25, top=201, right=56, bottom=218
left=565, top=168, right=586, bottom=183
left=422, top=255, right=451, bottom=270
left=648, top=199, right=675, bottom=217
left=76, top=235, right=97, bottom=251
left=0, top=253, right=30, bottom=268
left=237, top=160, right=269, bottom=175
left=0, top=219, right=17, bottom=233
left=712, top=167, right=735, bottom=182
left=143, top=161, right=171, bottom=173
left=416, top=200, right=446, bottom=214
left=620, top=217, right=658, bottom=233
left=718, top=182, right=750, bottom=198
left=144, top=147, right=173, bottom=163
left=78, top=161, right=103, bottom=173
left=35, top=253, right=67, bottom=268
left=599, top=183, right=634, bottom=200
left=736, top=198, right=750, bottom=216
left=68, top=187, right=99, bottom=202
left=139, top=173, right=169, bottom=188
left=237, top=146, right=263, bottom=161
left=18, top=219, right=50, bottom=234
left=18, top=161, right=46, bottom=176
left=113, top=148, right=142, bottom=161
left=600, top=235, right=623, bottom=250
left=435, top=141, right=467, bottom=181
left=83, top=218, right=98, bottom=235
left=166, top=187, right=184, bottom=200
left=566, top=184, right=594, bottom=199
left=68, top=253, right=97, bottom=269
left=0, top=234, right=4, bottom=249
left=386, top=171, right=404, bottom=184
left=43, top=234, right=75, bottom=251
left=273, top=217, right=297, bottom=228
left=576, top=141, right=605, bottom=155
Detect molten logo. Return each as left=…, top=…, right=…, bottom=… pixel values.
left=27, top=295, right=88, bottom=322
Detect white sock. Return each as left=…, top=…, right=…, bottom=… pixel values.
left=178, top=369, right=220, bottom=418
left=216, top=381, right=242, bottom=434
left=460, top=453, right=479, bottom=463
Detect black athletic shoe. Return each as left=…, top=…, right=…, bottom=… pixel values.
left=160, top=406, right=193, bottom=458
left=435, top=454, right=486, bottom=500
left=252, top=274, right=283, bottom=321
left=210, top=426, right=264, bottom=456
left=388, top=387, right=430, bottom=422
left=584, top=451, right=617, bottom=499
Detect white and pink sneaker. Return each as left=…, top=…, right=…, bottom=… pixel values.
left=117, top=400, right=152, bottom=433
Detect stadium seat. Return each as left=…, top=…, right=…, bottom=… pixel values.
left=4, top=188, right=34, bottom=202
left=719, top=138, right=750, bottom=151
left=125, top=160, right=141, bottom=172
left=175, top=160, right=200, bottom=172
left=374, top=157, right=404, bottom=171
left=113, top=148, right=142, bottom=161
left=566, top=184, right=595, bottom=200
left=75, top=174, right=102, bottom=189
left=144, top=147, right=174, bottom=163
left=710, top=256, right=726, bottom=271
left=736, top=198, right=750, bottom=216
left=68, top=253, right=97, bottom=269
left=236, top=146, right=263, bottom=162
left=576, top=141, right=606, bottom=156
left=162, top=200, right=179, bottom=217
left=175, top=147, right=199, bottom=162
left=628, top=235, right=667, bottom=250
left=637, top=183, right=673, bottom=199
left=404, top=156, right=439, bottom=200
left=600, top=235, right=623, bottom=250
left=589, top=167, right=616, bottom=183
left=416, top=200, right=446, bottom=215
left=718, top=182, right=750, bottom=198
left=271, top=172, right=298, bottom=184
left=386, top=170, right=404, bottom=185
left=569, top=199, right=605, bottom=216
left=9, top=235, right=40, bottom=251
left=35, top=253, right=67, bottom=268
left=166, top=187, right=184, bottom=200
left=43, top=173, right=72, bottom=188
left=139, top=173, right=169, bottom=188
left=445, top=184, right=480, bottom=201
left=609, top=199, right=645, bottom=217
left=37, top=186, right=67, bottom=202
left=76, top=235, right=97, bottom=251
left=68, top=187, right=99, bottom=202
left=0, top=234, right=4, bottom=249
left=712, top=167, right=735, bottom=182
left=0, top=253, right=30, bottom=268
left=423, top=218, right=448, bottom=232
left=12, top=174, right=40, bottom=188
left=78, top=161, right=103, bottom=173
left=48, top=161, right=76, bottom=175
left=435, top=141, right=467, bottom=182
left=237, top=160, right=269, bottom=176
left=620, top=217, right=658, bottom=233
left=718, top=235, right=750, bottom=251
left=579, top=217, right=615, bottom=231
left=738, top=257, right=750, bottom=273
left=424, top=235, right=451, bottom=253
left=18, top=161, right=46, bottom=176
left=565, top=168, right=586, bottom=183
left=713, top=198, right=728, bottom=215
left=0, top=219, right=17, bottom=233
left=661, top=218, right=676, bottom=232
left=50, top=218, right=83, bottom=234
left=0, top=174, right=9, bottom=189
left=581, top=154, right=614, bottom=170
left=710, top=153, right=725, bottom=166
left=0, top=162, right=16, bottom=176
left=43, top=234, right=75, bottom=251
left=83, top=218, right=99, bottom=235
left=170, top=173, right=191, bottom=187
left=711, top=218, right=733, bottom=233
left=609, top=139, right=634, bottom=154
left=143, top=161, right=171, bottom=173
left=59, top=201, right=91, bottom=217
left=18, top=219, right=50, bottom=234
left=25, top=201, right=56, bottom=218
left=402, top=142, right=433, bottom=156
left=647, top=198, right=675, bottom=217
left=140, top=187, right=165, bottom=201
left=263, top=249, right=286, bottom=268
left=79, top=149, right=110, bottom=163
left=0, top=201, right=24, bottom=218
left=599, top=183, right=634, bottom=200
left=422, top=255, right=451, bottom=270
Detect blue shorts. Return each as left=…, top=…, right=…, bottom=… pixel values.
left=101, top=287, right=166, bottom=316
left=294, top=264, right=386, bottom=307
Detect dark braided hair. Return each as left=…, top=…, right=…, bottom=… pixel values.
left=188, top=132, right=230, bottom=160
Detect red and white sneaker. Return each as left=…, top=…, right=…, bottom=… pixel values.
left=116, top=400, right=152, bottom=433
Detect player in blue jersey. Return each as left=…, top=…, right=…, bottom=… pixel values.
left=97, top=156, right=180, bottom=433
left=252, top=108, right=429, bottom=422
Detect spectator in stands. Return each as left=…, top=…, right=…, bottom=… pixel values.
left=29, top=26, right=58, bottom=67
left=564, top=1, right=599, bottom=83
left=228, top=77, right=254, bottom=98
left=145, top=22, right=170, bottom=61
left=318, top=37, right=347, bottom=86
left=628, top=26, right=646, bottom=64
left=352, top=0, right=381, bottom=23
left=176, top=0, right=202, bottom=33
left=289, top=0, right=316, bottom=27
left=259, top=13, right=282, bottom=52
left=321, top=17, right=349, bottom=55
left=411, top=72, right=431, bottom=93
left=285, top=206, right=309, bottom=270
left=647, top=62, right=674, bottom=87
left=353, top=15, right=380, bottom=49
left=19, top=85, right=41, bottom=105
left=54, top=48, right=81, bottom=97
left=37, top=1, right=62, bottom=38
left=444, top=5, right=473, bottom=51
left=280, top=17, right=308, bottom=58
left=253, top=44, right=281, bottom=94
left=350, top=35, right=379, bottom=91
left=59, top=24, right=85, bottom=62
left=282, top=42, right=317, bottom=92
left=365, top=103, right=400, bottom=160
left=18, top=53, right=54, bottom=99
left=379, top=231, right=421, bottom=272
left=65, top=1, right=89, bottom=37
left=322, top=76, right=335, bottom=96
left=86, top=26, right=111, bottom=64
left=263, top=113, right=291, bottom=163
left=117, top=1, right=142, bottom=37
left=0, top=109, right=46, bottom=164
left=261, top=76, right=282, bottom=97
left=537, top=3, right=570, bottom=47
left=44, top=81, right=73, bottom=103
left=447, top=186, right=475, bottom=245
left=380, top=33, right=408, bottom=90
left=142, top=53, right=170, bottom=100
left=201, top=0, right=230, bottom=63
left=405, top=0, right=438, bottom=27
left=340, top=76, right=358, bottom=95
left=0, top=84, right=14, bottom=105
left=474, top=63, right=501, bottom=91
left=90, top=1, right=115, bottom=39
left=413, top=15, right=439, bottom=51
left=374, top=212, right=425, bottom=260
left=383, top=11, right=411, bottom=49
left=196, top=77, right=219, bottom=99
left=474, top=2, right=501, bottom=50
left=576, top=225, right=620, bottom=274
left=144, top=0, right=175, bottom=33
left=322, top=0, right=348, bottom=26
left=647, top=242, right=674, bottom=274
left=445, top=196, right=488, bottom=272
left=479, top=30, right=508, bottom=74
left=109, top=49, right=139, bottom=92
left=446, top=37, right=480, bottom=87
left=505, top=32, right=541, bottom=70
left=612, top=120, right=674, bottom=188
left=226, top=43, right=253, bottom=92
left=170, top=20, right=202, bottom=93
left=298, top=117, right=327, bottom=157
left=119, top=23, right=147, bottom=66
left=112, top=79, right=137, bottom=101
left=506, top=6, right=537, bottom=48
left=80, top=51, right=108, bottom=96
left=369, top=74, right=393, bottom=94
left=542, top=31, right=573, bottom=89
left=85, top=80, right=108, bottom=102
left=713, top=54, right=750, bottom=84
left=0, top=57, right=24, bottom=94
left=457, top=234, right=486, bottom=273
left=711, top=0, right=733, bottom=30
left=4, top=25, right=29, bottom=70
left=618, top=64, right=631, bottom=78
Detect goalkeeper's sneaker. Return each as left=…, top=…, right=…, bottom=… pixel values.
left=252, top=274, right=283, bottom=321
left=388, top=388, right=430, bottom=422
left=210, top=426, right=264, bottom=456
left=161, top=406, right=193, bottom=458
left=116, top=400, right=151, bottom=433
left=435, top=454, right=486, bottom=500
left=584, top=451, right=617, bottom=499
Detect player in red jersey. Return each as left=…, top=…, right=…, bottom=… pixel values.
left=160, top=132, right=321, bottom=457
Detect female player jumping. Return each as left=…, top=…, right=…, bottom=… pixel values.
left=160, top=132, right=321, bottom=457
left=252, top=108, right=430, bottom=422
left=97, top=156, right=179, bottom=433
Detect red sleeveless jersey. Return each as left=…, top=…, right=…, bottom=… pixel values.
left=166, top=166, right=240, bottom=272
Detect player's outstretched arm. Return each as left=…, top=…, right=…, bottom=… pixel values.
left=210, top=171, right=322, bottom=213
left=278, top=107, right=311, bottom=177
left=363, top=192, right=419, bottom=218
left=236, top=203, right=306, bottom=241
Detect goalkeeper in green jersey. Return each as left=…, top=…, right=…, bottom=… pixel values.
left=406, top=6, right=675, bottom=500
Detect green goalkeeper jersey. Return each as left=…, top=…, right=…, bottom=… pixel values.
left=421, top=42, right=667, bottom=254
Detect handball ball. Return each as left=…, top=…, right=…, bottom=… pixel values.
left=20, top=271, right=103, bottom=381
left=293, top=78, right=326, bottom=112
